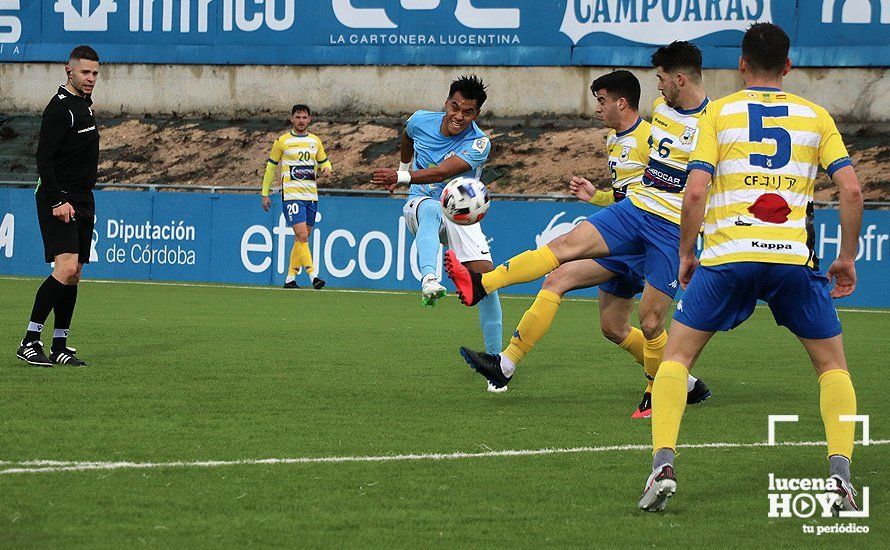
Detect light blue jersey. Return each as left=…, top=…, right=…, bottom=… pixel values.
left=405, top=110, right=491, bottom=199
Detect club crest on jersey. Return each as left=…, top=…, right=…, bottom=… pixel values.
left=472, top=137, right=489, bottom=154
left=620, top=145, right=631, bottom=161
left=680, top=126, right=696, bottom=145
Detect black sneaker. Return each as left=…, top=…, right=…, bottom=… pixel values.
left=687, top=378, right=711, bottom=404
left=50, top=347, right=87, bottom=367
left=283, top=280, right=299, bottom=289
left=445, top=250, right=487, bottom=306
left=16, top=340, right=52, bottom=367
left=312, top=277, right=326, bottom=290
left=459, top=347, right=511, bottom=391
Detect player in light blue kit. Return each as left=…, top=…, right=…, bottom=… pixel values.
left=372, top=75, right=503, bottom=360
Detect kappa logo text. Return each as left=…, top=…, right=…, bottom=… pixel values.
left=751, top=241, right=792, bottom=250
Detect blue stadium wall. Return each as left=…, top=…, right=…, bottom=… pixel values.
left=2, top=0, right=889, bottom=67
left=1, top=189, right=888, bottom=308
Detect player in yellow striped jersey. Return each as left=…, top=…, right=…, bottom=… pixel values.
left=447, top=45, right=712, bottom=407
left=459, top=70, right=708, bottom=410
left=261, top=104, right=332, bottom=289
left=631, top=93, right=708, bottom=225
left=639, top=23, right=863, bottom=514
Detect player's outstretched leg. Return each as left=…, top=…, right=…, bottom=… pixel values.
left=459, top=260, right=605, bottom=392
left=446, top=246, right=559, bottom=306
left=416, top=200, right=446, bottom=306
left=447, top=220, right=611, bottom=306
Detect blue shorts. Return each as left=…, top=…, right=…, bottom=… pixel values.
left=595, top=253, right=645, bottom=299
left=283, top=199, right=318, bottom=227
left=587, top=199, right=680, bottom=298
left=674, top=263, right=842, bottom=340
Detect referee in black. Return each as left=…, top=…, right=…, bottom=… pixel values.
left=16, top=46, right=100, bottom=367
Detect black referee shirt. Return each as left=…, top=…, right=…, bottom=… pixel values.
left=35, top=85, right=100, bottom=207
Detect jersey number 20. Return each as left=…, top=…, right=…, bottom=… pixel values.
left=748, top=104, right=791, bottom=170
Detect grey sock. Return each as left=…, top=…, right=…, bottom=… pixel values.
left=829, top=455, right=851, bottom=483
left=653, top=448, right=675, bottom=471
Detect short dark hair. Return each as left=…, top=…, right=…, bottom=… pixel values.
left=448, top=74, right=487, bottom=109
left=291, top=104, right=311, bottom=116
left=68, top=45, right=99, bottom=63
left=590, top=70, right=641, bottom=111
left=651, top=41, right=702, bottom=78
left=742, top=23, right=790, bottom=75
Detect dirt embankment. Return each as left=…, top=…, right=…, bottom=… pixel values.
left=1, top=115, right=888, bottom=202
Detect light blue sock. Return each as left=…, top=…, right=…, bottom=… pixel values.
left=478, top=290, right=503, bottom=354
left=416, top=199, right=442, bottom=279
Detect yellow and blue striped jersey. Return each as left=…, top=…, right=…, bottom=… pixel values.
left=263, top=131, right=332, bottom=201
left=629, top=96, right=710, bottom=224
left=605, top=117, right=651, bottom=204
left=688, top=87, right=852, bottom=268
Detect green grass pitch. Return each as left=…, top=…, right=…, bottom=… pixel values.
left=0, top=277, right=887, bottom=547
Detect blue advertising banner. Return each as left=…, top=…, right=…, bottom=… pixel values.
left=1, top=1, right=889, bottom=67
left=1, top=188, right=889, bottom=308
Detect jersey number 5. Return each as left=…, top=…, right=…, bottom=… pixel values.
left=748, top=104, right=791, bottom=170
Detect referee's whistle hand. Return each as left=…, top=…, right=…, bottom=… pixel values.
left=53, top=202, right=75, bottom=223
left=261, top=196, right=271, bottom=212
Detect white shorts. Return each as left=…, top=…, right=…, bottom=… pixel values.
left=403, top=196, right=492, bottom=263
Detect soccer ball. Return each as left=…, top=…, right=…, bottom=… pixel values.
left=440, top=177, right=490, bottom=225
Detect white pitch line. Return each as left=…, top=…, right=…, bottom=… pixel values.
left=2, top=439, right=886, bottom=476
left=1, top=276, right=887, bottom=312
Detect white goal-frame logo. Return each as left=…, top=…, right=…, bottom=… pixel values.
left=766, top=414, right=870, bottom=521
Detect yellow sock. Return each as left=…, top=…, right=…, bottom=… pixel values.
left=294, top=241, right=314, bottom=277
left=502, top=290, right=562, bottom=365
left=619, top=327, right=645, bottom=366
left=819, top=369, right=857, bottom=461
left=652, top=360, right=689, bottom=452
left=643, top=330, right=668, bottom=385
left=288, top=243, right=303, bottom=277
left=481, top=246, right=559, bottom=294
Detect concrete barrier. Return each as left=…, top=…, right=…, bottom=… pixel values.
left=3, top=64, right=889, bottom=122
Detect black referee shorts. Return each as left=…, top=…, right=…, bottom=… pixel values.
left=36, top=197, right=95, bottom=264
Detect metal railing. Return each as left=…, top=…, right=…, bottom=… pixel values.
left=1, top=180, right=888, bottom=208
